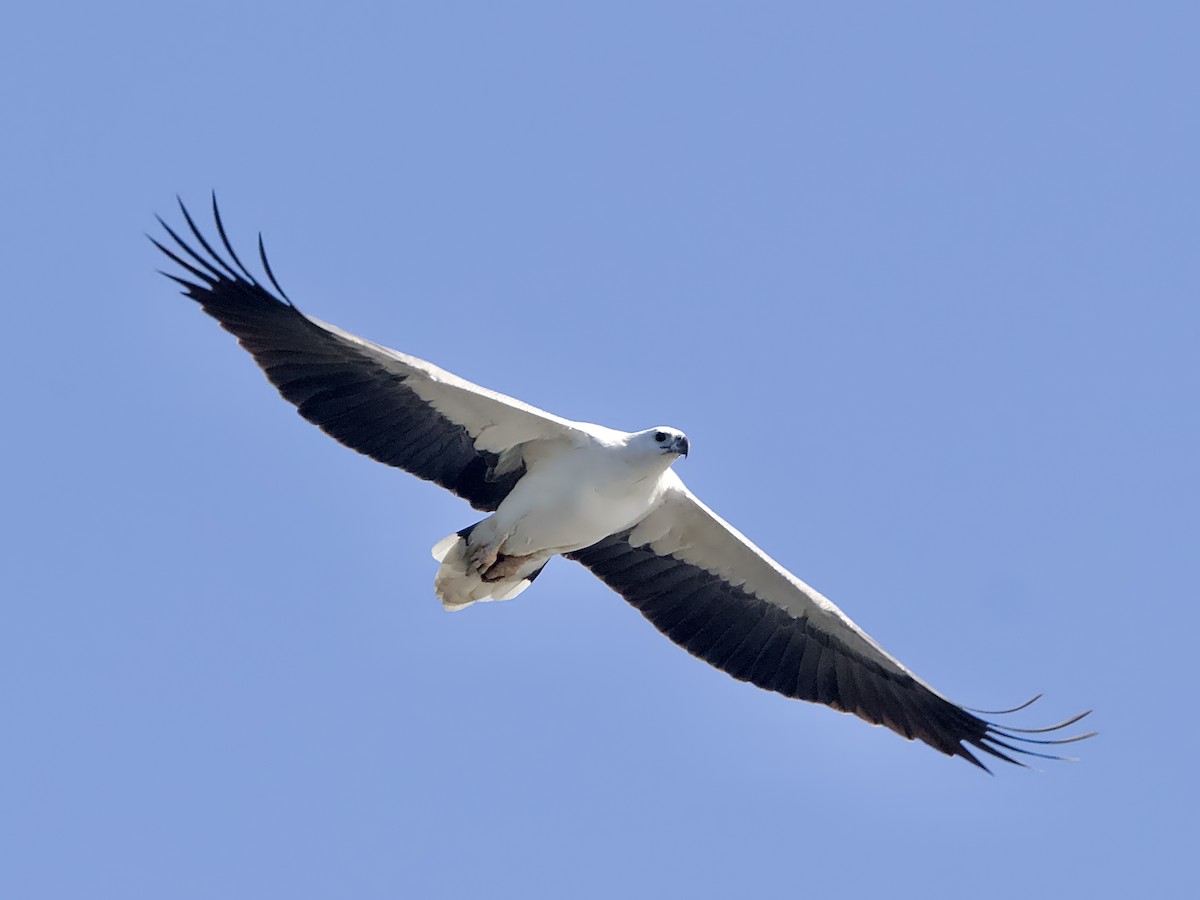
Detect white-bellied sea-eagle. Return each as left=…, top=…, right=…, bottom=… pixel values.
left=152, top=197, right=1094, bottom=771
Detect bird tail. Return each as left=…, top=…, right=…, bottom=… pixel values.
left=430, top=530, right=549, bottom=612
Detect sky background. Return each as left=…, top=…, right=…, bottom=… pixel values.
left=2, top=3, right=1197, bottom=898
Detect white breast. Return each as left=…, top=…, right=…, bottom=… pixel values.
left=492, top=438, right=669, bottom=557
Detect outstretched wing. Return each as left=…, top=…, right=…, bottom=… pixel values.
left=567, top=474, right=1094, bottom=770
left=153, top=196, right=585, bottom=511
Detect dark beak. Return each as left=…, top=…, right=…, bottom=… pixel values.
left=674, top=435, right=690, bottom=458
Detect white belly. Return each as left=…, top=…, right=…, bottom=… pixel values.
left=490, top=443, right=665, bottom=557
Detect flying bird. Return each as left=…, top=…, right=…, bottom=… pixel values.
left=152, top=197, right=1094, bottom=771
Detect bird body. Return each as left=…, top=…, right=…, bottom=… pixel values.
left=433, top=426, right=686, bottom=608
left=152, top=197, right=1094, bottom=771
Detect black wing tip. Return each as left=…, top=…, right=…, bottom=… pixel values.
left=208, top=192, right=258, bottom=284
left=153, top=193, right=296, bottom=310
left=965, top=693, right=1044, bottom=716
left=956, top=695, right=1097, bottom=771
left=258, top=231, right=293, bottom=304
left=957, top=745, right=994, bottom=774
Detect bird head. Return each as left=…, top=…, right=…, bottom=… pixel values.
left=642, top=426, right=689, bottom=459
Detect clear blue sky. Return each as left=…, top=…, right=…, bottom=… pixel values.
left=2, top=3, right=1196, bottom=898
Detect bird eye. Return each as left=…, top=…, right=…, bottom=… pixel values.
left=654, top=431, right=667, bottom=443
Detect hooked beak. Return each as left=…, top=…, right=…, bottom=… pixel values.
left=672, top=435, right=690, bottom=458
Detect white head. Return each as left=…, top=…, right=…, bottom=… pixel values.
left=625, top=426, right=690, bottom=466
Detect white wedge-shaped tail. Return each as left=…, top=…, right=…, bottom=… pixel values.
left=431, top=532, right=547, bottom=611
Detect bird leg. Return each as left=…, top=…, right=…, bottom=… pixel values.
left=481, top=553, right=538, bottom=583
left=466, top=539, right=500, bottom=574
left=462, top=518, right=532, bottom=580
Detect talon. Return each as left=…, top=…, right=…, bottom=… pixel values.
left=466, top=541, right=500, bottom=574
left=482, top=553, right=536, bottom=582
